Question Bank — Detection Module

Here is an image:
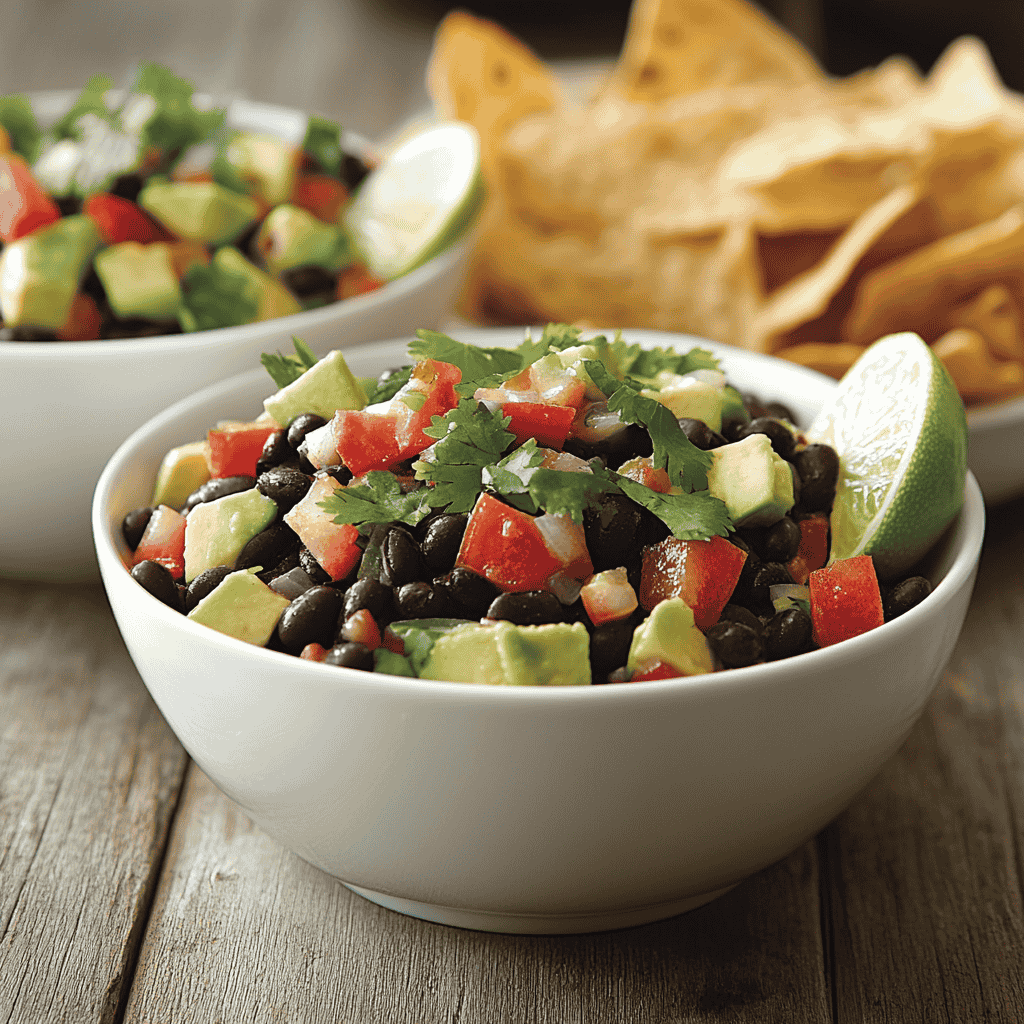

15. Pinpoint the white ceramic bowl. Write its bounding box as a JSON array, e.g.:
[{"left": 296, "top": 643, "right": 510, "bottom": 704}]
[
  {"left": 93, "top": 328, "right": 984, "bottom": 934},
  {"left": 967, "top": 394, "right": 1024, "bottom": 504},
  {"left": 0, "top": 92, "right": 473, "bottom": 582}
]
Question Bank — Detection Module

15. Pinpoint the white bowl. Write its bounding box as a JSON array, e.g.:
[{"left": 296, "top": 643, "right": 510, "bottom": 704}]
[
  {"left": 967, "top": 395, "right": 1024, "bottom": 504},
  {"left": 0, "top": 91, "right": 473, "bottom": 583},
  {"left": 93, "top": 328, "right": 984, "bottom": 934}
]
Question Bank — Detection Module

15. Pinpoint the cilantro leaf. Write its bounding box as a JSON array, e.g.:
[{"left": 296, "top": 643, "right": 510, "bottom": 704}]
[
  {"left": 50, "top": 75, "right": 114, "bottom": 140},
  {"left": 261, "top": 336, "right": 319, "bottom": 388},
  {"left": 538, "top": 323, "right": 584, "bottom": 351},
  {"left": 178, "top": 256, "right": 259, "bottom": 333},
  {"left": 413, "top": 400, "right": 513, "bottom": 513},
  {"left": 364, "top": 366, "right": 413, "bottom": 404},
  {"left": 609, "top": 337, "right": 719, "bottom": 380},
  {"left": 388, "top": 619, "right": 476, "bottom": 675},
  {"left": 209, "top": 129, "right": 250, "bottom": 194},
  {"left": 303, "top": 115, "right": 343, "bottom": 178},
  {"left": 0, "top": 95, "right": 42, "bottom": 162},
  {"left": 613, "top": 475, "right": 733, "bottom": 541},
  {"left": 318, "top": 471, "right": 433, "bottom": 526},
  {"left": 134, "top": 63, "right": 224, "bottom": 155},
  {"left": 410, "top": 330, "right": 522, "bottom": 384},
  {"left": 512, "top": 327, "right": 552, "bottom": 368}
]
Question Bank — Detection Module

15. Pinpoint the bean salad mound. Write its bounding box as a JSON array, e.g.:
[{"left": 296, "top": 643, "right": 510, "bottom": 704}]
[{"left": 119, "top": 326, "right": 934, "bottom": 686}]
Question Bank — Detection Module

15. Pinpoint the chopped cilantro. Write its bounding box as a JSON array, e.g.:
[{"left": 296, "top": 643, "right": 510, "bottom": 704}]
[
  {"left": 318, "top": 470, "right": 433, "bottom": 526},
  {"left": 0, "top": 95, "right": 42, "bottom": 162},
  {"left": 134, "top": 63, "right": 225, "bottom": 156},
  {"left": 511, "top": 326, "right": 553, "bottom": 368},
  {"left": 609, "top": 337, "right": 719, "bottom": 380},
  {"left": 364, "top": 366, "right": 413, "bottom": 404},
  {"left": 303, "top": 115, "right": 343, "bottom": 178},
  {"left": 388, "top": 619, "right": 474, "bottom": 675},
  {"left": 178, "top": 257, "right": 259, "bottom": 333},
  {"left": 413, "top": 400, "right": 513, "bottom": 514},
  {"left": 537, "top": 323, "right": 584, "bottom": 351},
  {"left": 50, "top": 75, "right": 114, "bottom": 140},
  {"left": 410, "top": 329, "right": 522, "bottom": 385},
  {"left": 260, "top": 336, "right": 318, "bottom": 388},
  {"left": 613, "top": 475, "right": 734, "bottom": 541}
]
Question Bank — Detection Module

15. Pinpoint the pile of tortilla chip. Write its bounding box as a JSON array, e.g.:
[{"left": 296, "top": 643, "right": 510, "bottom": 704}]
[{"left": 427, "top": 0, "right": 1024, "bottom": 406}]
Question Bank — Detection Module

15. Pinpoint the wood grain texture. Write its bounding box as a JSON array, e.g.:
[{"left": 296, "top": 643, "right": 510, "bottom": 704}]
[
  {"left": 124, "top": 765, "right": 830, "bottom": 1024},
  {"left": 0, "top": 581, "right": 188, "bottom": 1024},
  {"left": 823, "top": 493, "right": 1024, "bottom": 1023}
]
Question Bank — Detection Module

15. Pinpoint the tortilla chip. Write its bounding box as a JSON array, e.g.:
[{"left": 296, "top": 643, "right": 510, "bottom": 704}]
[
  {"left": 777, "top": 342, "right": 868, "bottom": 379},
  {"left": 932, "top": 327, "right": 1024, "bottom": 402},
  {"left": 947, "top": 284, "right": 1024, "bottom": 361},
  {"left": 605, "top": 0, "right": 820, "bottom": 103}
]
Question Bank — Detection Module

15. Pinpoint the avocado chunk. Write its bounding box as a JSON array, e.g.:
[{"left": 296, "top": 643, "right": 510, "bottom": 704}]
[
  {"left": 263, "top": 349, "right": 368, "bottom": 425},
  {"left": 224, "top": 132, "right": 299, "bottom": 207},
  {"left": 152, "top": 440, "right": 211, "bottom": 509},
  {"left": 94, "top": 242, "right": 182, "bottom": 321},
  {"left": 421, "top": 620, "right": 591, "bottom": 686},
  {"left": 627, "top": 598, "right": 714, "bottom": 677},
  {"left": 641, "top": 372, "right": 724, "bottom": 431},
  {"left": 183, "top": 487, "right": 278, "bottom": 583},
  {"left": 213, "top": 246, "right": 300, "bottom": 321},
  {"left": 0, "top": 214, "right": 101, "bottom": 328},
  {"left": 706, "top": 433, "right": 795, "bottom": 528},
  {"left": 187, "top": 568, "right": 291, "bottom": 646},
  {"left": 254, "top": 204, "right": 353, "bottom": 276},
  {"left": 553, "top": 340, "right": 622, "bottom": 390},
  {"left": 139, "top": 180, "right": 258, "bottom": 246}
]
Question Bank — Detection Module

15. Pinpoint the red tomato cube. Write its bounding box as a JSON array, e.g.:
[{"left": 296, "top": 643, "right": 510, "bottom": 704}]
[
  {"left": 132, "top": 505, "right": 187, "bottom": 579},
  {"left": 501, "top": 402, "right": 575, "bottom": 449},
  {"left": 207, "top": 421, "right": 279, "bottom": 479},
  {"left": 0, "top": 154, "right": 61, "bottom": 241},
  {"left": 283, "top": 475, "right": 362, "bottom": 581},
  {"left": 808, "top": 555, "right": 885, "bottom": 647},
  {"left": 786, "top": 515, "right": 830, "bottom": 585}
]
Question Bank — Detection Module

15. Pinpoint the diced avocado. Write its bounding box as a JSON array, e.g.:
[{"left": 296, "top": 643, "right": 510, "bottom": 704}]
[
  {"left": 555, "top": 339, "right": 621, "bottom": 379},
  {"left": 254, "top": 204, "right": 353, "bottom": 276},
  {"left": 152, "top": 440, "right": 211, "bottom": 509},
  {"left": 183, "top": 487, "right": 278, "bottom": 583},
  {"left": 94, "top": 242, "right": 182, "bottom": 321},
  {"left": 213, "top": 246, "right": 300, "bottom": 321},
  {"left": 720, "top": 384, "right": 750, "bottom": 427},
  {"left": 641, "top": 373, "right": 724, "bottom": 431},
  {"left": 706, "top": 433, "right": 795, "bottom": 527},
  {"left": 421, "top": 620, "right": 591, "bottom": 686},
  {"left": 187, "top": 568, "right": 290, "bottom": 646},
  {"left": 627, "top": 598, "right": 714, "bottom": 677},
  {"left": 139, "top": 180, "right": 258, "bottom": 246},
  {"left": 224, "top": 132, "right": 299, "bottom": 207},
  {"left": 0, "top": 214, "right": 101, "bottom": 328},
  {"left": 263, "top": 349, "right": 368, "bottom": 425}
]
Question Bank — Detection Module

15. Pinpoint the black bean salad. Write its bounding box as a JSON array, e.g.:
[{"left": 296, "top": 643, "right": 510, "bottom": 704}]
[{"left": 120, "top": 326, "right": 933, "bottom": 685}]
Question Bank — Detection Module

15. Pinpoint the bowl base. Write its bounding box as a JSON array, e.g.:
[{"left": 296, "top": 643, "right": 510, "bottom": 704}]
[{"left": 343, "top": 882, "right": 738, "bottom": 934}]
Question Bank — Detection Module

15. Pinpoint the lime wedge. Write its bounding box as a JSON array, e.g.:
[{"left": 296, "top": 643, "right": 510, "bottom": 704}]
[
  {"left": 343, "top": 122, "right": 483, "bottom": 281},
  {"left": 807, "top": 332, "right": 968, "bottom": 579}
]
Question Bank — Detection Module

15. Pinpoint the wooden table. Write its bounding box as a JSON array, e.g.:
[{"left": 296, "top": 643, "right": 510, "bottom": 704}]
[{"left": 2, "top": 490, "right": 1022, "bottom": 1023}]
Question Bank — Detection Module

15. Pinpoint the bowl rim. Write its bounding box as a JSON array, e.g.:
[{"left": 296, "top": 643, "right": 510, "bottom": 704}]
[
  {"left": 93, "top": 327, "right": 986, "bottom": 706},
  {"left": 3, "top": 89, "right": 472, "bottom": 363},
  {"left": 964, "top": 391, "right": 1024, "bottom": 430}
]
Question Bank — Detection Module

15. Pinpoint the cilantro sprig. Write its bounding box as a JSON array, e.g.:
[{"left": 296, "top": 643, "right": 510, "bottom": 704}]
[
  {"left": 178, "top": 257, "right": 259, "bottom": 333},
  {"left": 317, "top": 471, "right": 433, "bottom": 526},
  {"left": 613, "top": 475, "right": 733, "bottom": 541},
  {"left": 261, "top": 336, "right": 318, "bottom": 388}
]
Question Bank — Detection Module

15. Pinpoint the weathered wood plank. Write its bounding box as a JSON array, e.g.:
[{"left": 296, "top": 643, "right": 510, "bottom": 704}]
[
  {"left": 124, "top": 764, "right": 829, "bottom": 1024},
  {"left": 825, "top": 493, "right": 1024, "bottom": 1023},
  {"left": 0, "top": 581, "right": 189, "bottom": 1024}
]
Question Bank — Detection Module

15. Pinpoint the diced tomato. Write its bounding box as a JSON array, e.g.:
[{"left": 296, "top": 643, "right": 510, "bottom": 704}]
[
  {"left": 639, "top": 534, "right": 747, "bottom": 631},
  {"left": 283, "top": 475, "right": 363, "bottom": 581},
  {"left": 132, "top": 505, "right": 187, "bottom": 579},
  {"left": 786, "top": 515, "right": 830, "bottom": 585},
  {"left": 0, "top": 154, "right": 61, "bottom": 241},
  {"left": 808, "top": 555, "right": 885, "bottom": 648},
  {"left": 618, "top": 457, "right": 673, "bottom": 493},
  {"left": 300, "top": 643, "right": 329, "bottom": 662},
  {"left": 84, "top": 193, "right": 172, "bottom": 245},
  {"left": 581, "top": 567, "right": 638, "bottom": 625},
  {"left": 332, "top": 408, "right": 404, "bottom": 475},
  {"left": 381, "top": 627, "right": 406, "bottom": 654},
  {"left": 629, "top": 660, "right": 678, "bottom": 682},
  {"left": 206, "top": 421, "right": 279, "bottom": 479},
  {"left": 339, "top": 608, "right": 381, "bottom": 650},
  {"left": 337, "top": 263, "right": 385, "bottom": 300},
  {"left": 456, "top": 492, "right": 591, "bottom": 593},
  {"left": 55, "top": 293, "right": 102, "bottom": 341},
  {"left": 501, "top": 402, "right": 575, "bottom": 449},
  {"left": 293, "top": 173, "right": 348, "bottom": 222}
]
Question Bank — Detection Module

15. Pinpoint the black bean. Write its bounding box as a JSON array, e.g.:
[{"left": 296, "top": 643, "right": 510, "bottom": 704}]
[
  {"left": 564, "top": 417, "right": 653, "bottom": 468},
  {"left": 55, "top": 195, "right": 82, "bottom": 216},
  {"left": 100, "top": 318, "right": 180, "bottom": 339},
  {"left": 255, "top": 429, "right": 296, "bottom": 476},
  {"left": 266, "top": 565, "right": 318, "bottom": 599},
  {"left": 341, "top": 152, "right": 371, "bottom": 191},
  {"left": 121, "top": 507, "right": 154, "bottom": 550},
  {"left": 735, "top": 417, "right": 796, "bottom": 460},
  {"left": 487, "top": 590, "right": 564, "bottom": 626},
  {"left": 719, "top": 604, "right": 763, "bottom": 634},
  {"left": 323, "top": 642, "right": 375, "bottom": 671},
  {"left": 794, "top": 444, "right": 840, "bottom": 513},
  {"left": 256, "top": 547, "right": 302, "bottom": 586},
  {"left": 183, "top": 475, "right": 256, "bottom": 512},
  {"left": 382, "top": 527, "right": 423, "bottom": 587},
  {"left": 705, "top": 621, "right": 763, "bottom": 668},
  {"left": 81, "top": 268, "right": 107, "bottom": 307},
  {"left": 394, "top": 581, "right": 452, "bottom": 619},
  {"left": 762, "top": 517, "right": 802, "bottom": 564},
  {"left": 734, "top": 561, "right": 794, "bottom": 617},
  {"left": 185, "top": 565, "right": 233, "bottom": 611},
  {"left": 583, "top": 493, "right": 644, "bottom": 574},
  {"left": 589, "top": 618, "right": 635, "bottom": 682},
  {"left": 677, "top": 418, "right": 727, "bottom": 450},
  {"left": 108, "top": 172, "right": 145, "bottom": 202},
  {"left": 325, "top": 464, "right": 353, "bottom": 486},
  {"left": 298, "top": 546, "right": 333, "bottom": 585},
  {"left": 763, "top": 608, "right": 813, "bottom": 661},
  {"left": 236, "top": 522, "right": 300, "bottom": 572},
  {"left": 0, "top": 326, "right": 57, "bottom": 341},
  {"left": 281, "top": 266, "right": 337, "bottom": 302},
  {"left": 131, "top": 560, "right": 184, "bottom": 612},
  {"left": 277, "top": 585, "right": 344, "bottom": 654},
  {"left": 437, "top": 567, "right": 501, "bottom": 618},
  {"left": 884, "top": 577, "right": 932, "bottom": 621},
  {"left": 343, "top": 577, "right": 394, "bottom": 623},
  {"left": 286, "top": 413, "right": 328, "bottom": 450},
  {"left": 741, "top": 392, "right": 772, "bottom": 420},
  {"left": 420, "top": 514, "right": 467, "bottom": 574},
  {"left": 766, "top": 401, "right": 798, "bottom": 426},
  {"left": 257, "top": 466, "right": 313, "bottom": 511},
  {"left": 720, "top": 415, "right": 749, "bottom": 443}
]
